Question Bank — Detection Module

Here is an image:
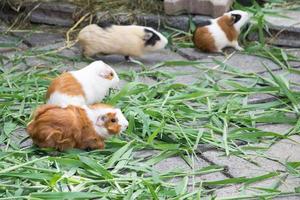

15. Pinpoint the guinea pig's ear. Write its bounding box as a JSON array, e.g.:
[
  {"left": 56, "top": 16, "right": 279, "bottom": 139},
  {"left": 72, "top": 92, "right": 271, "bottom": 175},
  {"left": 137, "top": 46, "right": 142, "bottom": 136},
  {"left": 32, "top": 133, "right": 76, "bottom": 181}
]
[
  {"left": 231, "top": 14, "right": 242, "bottom": 24},
  {"left": 96, "top": 114, "right": 107, "bottom": 126},
  {"left": 144, "top": 31, "right": 153, "bottom": 41},
  {"left": 99, "top": 70, "right": 115, "bottom": 80}
]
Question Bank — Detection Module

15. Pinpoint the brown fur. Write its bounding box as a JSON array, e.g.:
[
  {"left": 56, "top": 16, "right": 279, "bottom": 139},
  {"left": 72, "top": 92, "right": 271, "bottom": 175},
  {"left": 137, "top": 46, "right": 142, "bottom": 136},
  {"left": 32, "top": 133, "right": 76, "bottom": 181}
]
[
  {"left": 46, "top": 73, "right": 85, "bottom": 99},
  {"left": 27, "top": 105, "right": 104, "bottom": 151},
  {"left": 103, "top": 112, "right": 121, "bottom": 135},
  {"left": 193, "top": 26, "right": 217, "bottom": 52},
  {"left": 217, "top": 15, "right": 238, "bottom": 42},
  {"left": 89, "top": 103, "right": 113, "bottom": 110}
]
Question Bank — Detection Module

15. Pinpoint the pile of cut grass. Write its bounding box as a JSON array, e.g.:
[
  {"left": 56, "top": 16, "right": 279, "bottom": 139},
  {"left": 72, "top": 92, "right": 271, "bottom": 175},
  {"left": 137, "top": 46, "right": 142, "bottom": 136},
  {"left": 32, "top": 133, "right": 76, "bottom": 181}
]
[{"left": 1, "top": 39, "right": 300, "bottom": 199}]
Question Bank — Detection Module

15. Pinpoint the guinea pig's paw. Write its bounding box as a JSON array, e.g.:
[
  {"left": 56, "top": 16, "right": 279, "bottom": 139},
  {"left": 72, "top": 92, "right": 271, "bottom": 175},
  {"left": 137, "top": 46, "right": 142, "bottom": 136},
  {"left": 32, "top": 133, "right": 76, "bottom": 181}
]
[
  {"left": 232, "top": 43, "right": 244, "bottom": 51},
  {"left": 235, "top": 46, "right": 244, "bottom": 51}
]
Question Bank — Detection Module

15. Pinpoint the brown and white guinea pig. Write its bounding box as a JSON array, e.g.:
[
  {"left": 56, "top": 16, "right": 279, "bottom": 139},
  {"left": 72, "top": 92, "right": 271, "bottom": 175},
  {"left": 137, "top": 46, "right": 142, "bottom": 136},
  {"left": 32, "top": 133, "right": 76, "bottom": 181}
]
[
  {"left": 193, "top": 10, "right": 251, "bottom": 53},
  {"left": 77, "top": 24, "right": 168, "bottom": 60},
  {"left": 46, "top": 60, "right": 119, "bottom": 107},
  {"left": 27, "top": 103, "right": 128, "bottom": 151}
]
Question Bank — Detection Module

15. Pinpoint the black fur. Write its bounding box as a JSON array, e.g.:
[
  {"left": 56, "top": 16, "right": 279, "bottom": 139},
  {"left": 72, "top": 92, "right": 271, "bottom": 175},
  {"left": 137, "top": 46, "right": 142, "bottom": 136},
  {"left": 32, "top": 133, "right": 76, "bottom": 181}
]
[
  {"left": 144, "top": 28, "right": 161, "bottom": 46},
  {"left": 232, "top": 14, "right": 242, "bottom": 23},
  {"left": 98, "top": 21, "right": 112, "bottom": 29}
]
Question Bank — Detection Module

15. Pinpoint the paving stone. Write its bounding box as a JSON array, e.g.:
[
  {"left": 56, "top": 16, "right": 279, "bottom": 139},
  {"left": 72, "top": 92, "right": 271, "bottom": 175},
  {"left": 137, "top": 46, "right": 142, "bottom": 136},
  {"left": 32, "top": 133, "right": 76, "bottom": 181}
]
[
  {"left": 164, "top": 0, "right": 233, "bottom": 18},
  {"left": 10, "top": 128, "right": 32, "bottom": 148},
  {"left": 266, "top": 135, "right": 300, "bottom": 162},
  {"left": 286, "top": 49, "right": 300, "bottom": 67},
  {"left": 201, "top": 150, "right": 298, "bottom": 196},
  {"left": 260, "top": 69, "right": 300, "bottom": 91},
  {"left": 202, "top": 151, "right": 283, "bottom": 178},
  {"left": 95, "top": 12, "right": 211, "bottom": 31},
  {"left": 100, "top": 49, "right": 187, "bottom": 72},
  {"left": 278, "top": 175, "right": 300, "bottom": 193},
  {"left": 235, "top": 0, "right": 267, "bottom": 6},
  {"left": 266, "top": 11, "right": 300, "bottom": 30},
  {"left": 26, "top": 2, "right": 79, "bottom": 26},
  {"left": 177, "top": 48, "right": 223, "bottom": 61},
  {"left": 154, "top": 155, "right": 228, "bottom": 184},
  {"left": 257, "top": 124, "right": 293, "bottom": 135},
  {"left": 0, "top": 19, "right": 7, "bottom": 31},
  {"left": 192, "top": 15, "right": 213, "bottom": 26},
  {"left": 13, "top": 31, "right": 65, "bottom": 47},
  {"left": 59, "top": 44, "right": 82, "bottom": 58},
  {"left": 214, "top": 185, "right": 242, "bottom": 197},
  {"left": 248, "top": 11, "right": 300, "bottom": 48},
  {"left": 177, "top": 48, "right": 281, "bottom": 73},
  {"left": 215, "top": 176, "right": 300, "bottom": 198},
  {"left": 0, "top": 34, "right": 27, "bottom": 53},
  {"left": 274, "top": 196, "right": 300, "bottom": 200},
  {"left": 247, "top": 93, "right": 277, "bottom": 104},
  {"left": 133, "top": 150, "right": 159, "bottom": 159},
  {"left": 224, "top": 53, "right": 280, "bottom": 73}
]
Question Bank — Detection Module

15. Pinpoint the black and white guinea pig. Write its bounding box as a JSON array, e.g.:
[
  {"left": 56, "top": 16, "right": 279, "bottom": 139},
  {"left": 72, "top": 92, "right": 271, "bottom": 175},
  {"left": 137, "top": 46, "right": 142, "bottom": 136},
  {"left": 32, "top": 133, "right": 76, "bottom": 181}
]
[
  {"left": 77, "top": 24, "right": 168, "bottom": 60},
  {"left": 193, "top": 10, "right": 251, "bottom": 53}
]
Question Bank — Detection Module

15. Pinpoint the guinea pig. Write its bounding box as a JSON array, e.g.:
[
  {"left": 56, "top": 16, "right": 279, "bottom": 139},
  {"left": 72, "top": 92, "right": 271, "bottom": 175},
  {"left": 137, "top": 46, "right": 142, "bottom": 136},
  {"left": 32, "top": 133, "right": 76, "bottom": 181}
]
[
  {"left": 26, "top": 103, "right": 128, "bottom": 151},
  {"left": 77, "top": 24, "right": 168, "bottom": 60},
  {"left": 193, "top": 10, "right": 251, "bottom": 53},
  {"left": 46, "top": 60, "right": 119, "bottom": 107}
]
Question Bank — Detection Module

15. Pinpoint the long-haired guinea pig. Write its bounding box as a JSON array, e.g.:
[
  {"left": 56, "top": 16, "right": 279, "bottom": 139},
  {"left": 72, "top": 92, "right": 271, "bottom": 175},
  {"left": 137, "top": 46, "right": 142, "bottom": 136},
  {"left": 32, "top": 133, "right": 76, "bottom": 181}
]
[
  {"left": 27, "top": 103, "right": 128, "bottom": 151},
  {"left": 46, "top": 60, "right": 119, "bottom": 107},
  {"left": 193, "top": 10, "right": 250, "bottom": 53},
  {"left": 77, "top": 24, "right": 168, "bottom": 60}
]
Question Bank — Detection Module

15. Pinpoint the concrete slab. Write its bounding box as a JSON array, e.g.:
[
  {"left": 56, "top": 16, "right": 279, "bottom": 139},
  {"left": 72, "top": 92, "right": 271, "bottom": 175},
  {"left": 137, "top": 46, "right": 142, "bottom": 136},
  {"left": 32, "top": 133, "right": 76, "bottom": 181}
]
[
  {"left": 12, "top": 31, "right": 65, "bottom": 47},
  {"left": 260, "top": 69, "right": 300, "bottom": 91},
  {"left": 10, "top": 128, "right": 32, "bottom": 148},
  {"left": 266, "top": 11, "right": 300, "bottom": 29},
  {"left": 247, "top": 93, "right": 277, "bottom": 104},
  {"left": 177, "top": 48, "right": 224, "bottom": 61},
  {"left": 26, "top": 2, "right": 77, "bottom": 26},
  {"left": 257, "top": 124, "right": 293, "bottom": 135},
  {"left": 224, "top": 53, "right": 280, "bottom": 73},
  {"left": 100, "top": 49, "right": 188, "bottom": 73},
  {"left": 0, "top": 33, "right": 28, "bottom": 53},
  {"left": 154, "top": 155, "right": 228, "bottom": 185},
  {"left": 267, "top": 135, "right": 300, "bottom": 162},
  {"left": 202, "top": 150, "right": 283, "bottom": 178},
  {"left": 177, "top": 48, "right": 281, "bottom": 73},
  {"left": 247, "top": 11, "right": 300, "bottom": 48}
]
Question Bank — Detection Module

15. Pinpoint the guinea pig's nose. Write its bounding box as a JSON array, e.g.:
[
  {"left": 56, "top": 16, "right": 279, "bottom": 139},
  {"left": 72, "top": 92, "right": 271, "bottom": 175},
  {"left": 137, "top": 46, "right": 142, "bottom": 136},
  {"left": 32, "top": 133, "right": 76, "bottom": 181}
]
[{"left": 123, "top": 123, "right": 128, "bottom": 130}]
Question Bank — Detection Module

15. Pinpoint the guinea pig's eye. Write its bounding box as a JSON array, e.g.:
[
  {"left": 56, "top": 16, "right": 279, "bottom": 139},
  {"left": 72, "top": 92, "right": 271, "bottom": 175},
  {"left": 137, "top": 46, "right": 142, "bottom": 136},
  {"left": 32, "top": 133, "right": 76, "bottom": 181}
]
[
  {"left": 110, "top": 72, "right": 114, "bottom": 77},
  {"left": 111, "top": 118, "right": 116, "bottom": 123}
]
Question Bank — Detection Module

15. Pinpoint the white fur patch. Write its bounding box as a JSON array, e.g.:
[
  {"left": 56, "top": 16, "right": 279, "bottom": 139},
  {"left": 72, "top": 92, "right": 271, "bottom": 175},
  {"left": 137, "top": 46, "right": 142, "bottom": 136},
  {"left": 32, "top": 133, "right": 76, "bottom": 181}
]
[
  {"left": 83, "top": 106, "right": 128, "bottom": 139},
  {"left": 70, "top": 61, "right": 119, "bottom": 105},
  {"left": 208, "top": 21, "right": 229, "bottom": 51},
  {"left": 47, "top": 91, "right": 86, "bottom": 108}
]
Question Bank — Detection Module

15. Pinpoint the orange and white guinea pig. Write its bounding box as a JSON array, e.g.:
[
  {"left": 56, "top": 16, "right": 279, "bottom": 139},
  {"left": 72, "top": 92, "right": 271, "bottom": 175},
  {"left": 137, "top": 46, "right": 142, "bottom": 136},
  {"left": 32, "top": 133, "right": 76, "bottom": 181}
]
[
  {"left": 193, "top": 10, "right": 251, "bottom": 53},
  {"left": 46, "top": 60, "right": 119, "bottom": 107},
  {"left": 27, "top": 103, "right": 128, "bottom": 151},
  {"left": 77, "top": 24, "right": 168, "bottom": 60}
]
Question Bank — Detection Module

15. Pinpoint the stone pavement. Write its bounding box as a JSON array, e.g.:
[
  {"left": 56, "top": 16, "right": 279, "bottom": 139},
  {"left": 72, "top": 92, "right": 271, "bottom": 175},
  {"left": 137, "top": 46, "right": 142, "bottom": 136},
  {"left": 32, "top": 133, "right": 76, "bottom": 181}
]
[{"left": 1, "top": 20, "right": 300, "bottom": 199}]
